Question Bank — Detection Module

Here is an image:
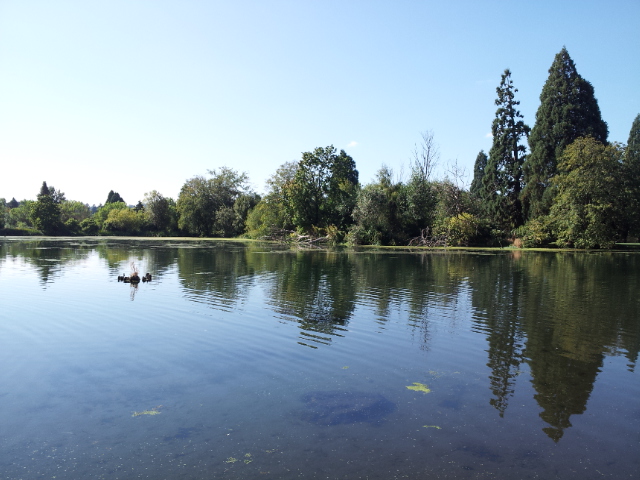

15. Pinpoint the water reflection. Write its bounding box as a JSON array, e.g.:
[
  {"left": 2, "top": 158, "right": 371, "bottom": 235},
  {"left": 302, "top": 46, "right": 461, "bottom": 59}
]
[
  {"left": 467, "top": 251, "right": 640, "bottom": 441},
  {"left": 1, "top": 238, "right": 639, "bottom": 446},
  {"left": 257, "top": 251, "right": 357, "bottom": 348},
  {"left": 176, "top": 242, "right": 258, "bottom": 311},
  {"left": 0, "top": 239, "right": 91, "bottom": 286}
]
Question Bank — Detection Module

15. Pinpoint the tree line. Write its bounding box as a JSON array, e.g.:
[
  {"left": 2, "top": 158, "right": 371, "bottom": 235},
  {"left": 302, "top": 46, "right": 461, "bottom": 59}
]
[{"left": 2, "top": 47, "right": 639, "bottom": 248}]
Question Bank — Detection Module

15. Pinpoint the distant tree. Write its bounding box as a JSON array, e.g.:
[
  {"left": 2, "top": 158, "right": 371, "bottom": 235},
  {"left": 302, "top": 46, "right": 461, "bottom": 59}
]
[
  {"left": 483, "top": 69, "right": 530, "bottom": 229},
  {"left": 6, "top": 200, "right": 34, "bottom": 228},
  {"left": 470, "top": 150, "right": 488, "bottom": 198},
  {"left": 60, "top": 200, "right": 91, "bottom": 224},
  {"left": 232, "top": 192, "right": 261, "bottom": 235},
  {"left": 350, "top": 166, "right": 403, "bottom": 245},
  {"left": 143, "top": 190, "right": 177, "bottom": 234},
  {"left": 39, "top": 181, "right": 50, "bottom": 197},
  {"left": 0, "top": 198, "right": 5, "bottom": 229},
  {"left": 105, "top": 190, "right": 125, "bottom": 204},
  {"left": 411, "top": 130, "right": 440, "bottom": 181},
  {"left": 622, "top": 114, "right": 640, "bottom": 238},
  {"left": 103, "top": 208, "right": 145, "bottom": 235},
  {"left": 30, "top": 181, "right": 62, "bottom": 234},
  {"left": 93, "top": 202, "right": 128, "bottom": 230},
  {"left": 549, "top": 137, "right": 624, "bottom": 248},
  {"left": 48, "top": 186, "right": 65, "bottom": 204},
  {"left": 522, "top": 47, "right": 608, "bottom": 219},
  {"left": 80, "top": 217, "right": 99, "bottom": 235},
  {"left": 7, "top": 197, "right": 20, "bottom": 209},
  {"left": 134, "top": 200, "right": 144, "bottom": 212},
  {"left": 177, "top": 167, "right": 251, "bottom": 237},
  {"left": 286, "top": 146, "right": 359, "bottom": 231},
  {"left": 399, "top": 132, "right": 440, "bottom": 237}
]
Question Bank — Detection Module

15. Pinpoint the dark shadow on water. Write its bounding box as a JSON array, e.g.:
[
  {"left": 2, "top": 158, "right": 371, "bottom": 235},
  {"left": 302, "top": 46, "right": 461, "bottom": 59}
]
[{"left": 300, "top": 391, "right": 396, "bottom": 426}]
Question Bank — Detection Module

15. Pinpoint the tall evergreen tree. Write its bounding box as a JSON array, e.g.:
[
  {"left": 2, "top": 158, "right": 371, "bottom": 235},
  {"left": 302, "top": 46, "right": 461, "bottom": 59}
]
[
  {"left": 106, "top": 190, "right": 125, "bottom": 204},
  {"left": 626, "top": 113, "right": 640, "bottom": 169},
  {"left": 483, "top": 69, "right": 530, "bottom": 229},
  {"left": 39, "top": 181, "right": 50, "bottom": 197},
  {"left": 522, "top": 47, "right": 608, "bottom": 219},
  {"left": 470, "top": 150, "right": 488, "bottom": 198},
  {"left": 623, "top": 114, "right": 640, "bottom": 237},
  {"left": 31, "top": 181, "right": 61, "bottom": 234}
]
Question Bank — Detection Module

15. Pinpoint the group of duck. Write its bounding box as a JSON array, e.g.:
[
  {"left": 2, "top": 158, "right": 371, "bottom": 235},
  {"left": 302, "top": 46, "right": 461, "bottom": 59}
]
[{"left": 117, "top": 272, "right": 152, "bottom": 283}]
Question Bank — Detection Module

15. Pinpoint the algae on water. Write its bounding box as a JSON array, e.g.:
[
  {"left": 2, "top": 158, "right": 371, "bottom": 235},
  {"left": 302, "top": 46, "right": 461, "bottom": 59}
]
[
  {"left": 406, "top": 382, "right": 431, "bottom": 394},
  {"left": 132, "top": 406, "right": 162, "bottom": 417}
]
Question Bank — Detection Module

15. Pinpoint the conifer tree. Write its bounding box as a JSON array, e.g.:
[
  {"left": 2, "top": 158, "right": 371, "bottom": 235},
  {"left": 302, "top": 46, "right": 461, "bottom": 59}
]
[
  {"left": 31, "top": 181, "right": 61, "bottom": 234},
  {"left": 627, "top": 114, "right": 640, "bottom": 167},
  {"left": 623, "top": 114, "right": 640, "bottom": 237},
  {"left": 483, "top": 69, "right": 530, "bottom": 229},
  {"left": 106, "top": 190, "right": 125, "bottom": 205},
  {"left": 522, "top": 47, "right": 608, "bottom": 219},
  {"left": 470, "top": 150, "right": 488, "bottom": 198}
]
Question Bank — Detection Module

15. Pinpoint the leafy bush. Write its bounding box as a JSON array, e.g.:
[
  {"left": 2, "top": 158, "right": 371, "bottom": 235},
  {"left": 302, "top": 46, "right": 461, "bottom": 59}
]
[
  {"left": 513, "top": 217, "right": 553, "bottom": 248},
  {"left": 80, "top": 218, "right": 99, "bottom": 235}
]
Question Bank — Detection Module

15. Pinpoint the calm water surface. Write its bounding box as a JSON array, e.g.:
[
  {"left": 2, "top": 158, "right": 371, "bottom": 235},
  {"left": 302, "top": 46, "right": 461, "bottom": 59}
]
[{"left": 0, "top": 238, "right": 638, "bottom": 479}]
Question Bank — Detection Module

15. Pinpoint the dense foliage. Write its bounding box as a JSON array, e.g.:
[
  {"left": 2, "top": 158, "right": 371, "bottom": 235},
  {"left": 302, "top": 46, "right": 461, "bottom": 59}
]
[
  {"left": 522, "top": 47, "right": 608, "bottom": 219},
  {"left": 177, "top": 167, "right": 253, "bottom": 237},
  {"left": 548, "top": 137, "right": 625, "bottom": 248}
]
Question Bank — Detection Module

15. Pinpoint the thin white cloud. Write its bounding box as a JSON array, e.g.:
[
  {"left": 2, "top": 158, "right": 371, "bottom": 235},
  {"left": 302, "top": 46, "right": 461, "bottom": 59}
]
[
  {"left": 346, "top": 141, "right": 359, "bottom": 148},
  {"left": 485, "top": 132, "right": 493, "bottom": 138}
]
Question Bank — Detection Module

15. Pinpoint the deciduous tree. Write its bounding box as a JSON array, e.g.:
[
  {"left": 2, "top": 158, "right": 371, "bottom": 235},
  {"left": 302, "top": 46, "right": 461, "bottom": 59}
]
[
  {"left": 351, "top": 166, "right": 402, "bottom": 245},
  {"left": 287, "top": 146, "right": 358, "bottom": 231},
  {"left": 143, "top": 190, "right": 175, "bottom": 234},
  {"left": 245, "top": 162, "right": 298, "bottom": 238},
  {"left": 177, "top": 167, "right": 250, "bottom": 237},
  {"left": 549, "top": 137, "right": 624, "bottom": 248}
]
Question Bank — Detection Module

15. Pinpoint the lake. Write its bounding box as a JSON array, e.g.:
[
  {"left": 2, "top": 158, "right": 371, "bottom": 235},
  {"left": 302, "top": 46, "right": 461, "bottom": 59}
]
[{"left": 0, "top": 238, "right": 638, "bottom": 479}]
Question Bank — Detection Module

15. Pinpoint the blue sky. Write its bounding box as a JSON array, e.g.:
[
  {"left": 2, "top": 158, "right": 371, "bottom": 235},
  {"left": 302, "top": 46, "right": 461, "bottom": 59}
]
[{"left": 1, "top": 0, "right": 639, "bottom": 206}]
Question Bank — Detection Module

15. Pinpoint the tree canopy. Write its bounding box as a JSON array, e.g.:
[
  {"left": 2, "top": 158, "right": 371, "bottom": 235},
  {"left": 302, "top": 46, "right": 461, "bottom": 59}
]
[
  {"left": 522, "top": 47, "right": 608, "bottom": 219},
  {"left": 106, "top": 190, "right": 125, "bottom": 205},
  {"left": 286, "top": 146, "right": 359, "bottom": 231},
  {"left": 177, "top": 167, "right": 251, "bottom": 237},
  {"left": 549, "top": 137, "right": 624, "bottom": 248}
]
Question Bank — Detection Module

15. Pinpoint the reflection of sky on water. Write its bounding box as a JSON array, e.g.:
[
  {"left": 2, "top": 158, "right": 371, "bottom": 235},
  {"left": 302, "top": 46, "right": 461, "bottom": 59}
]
[{"left": 0, "top": 239, "right": 639, "bottom": 478}]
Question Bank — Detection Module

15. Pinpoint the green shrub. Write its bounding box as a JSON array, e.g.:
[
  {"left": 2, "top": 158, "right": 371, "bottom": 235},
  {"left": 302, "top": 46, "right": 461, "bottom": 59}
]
[{"left": 514, "top": 217, "right": 553, "bottom": 247}]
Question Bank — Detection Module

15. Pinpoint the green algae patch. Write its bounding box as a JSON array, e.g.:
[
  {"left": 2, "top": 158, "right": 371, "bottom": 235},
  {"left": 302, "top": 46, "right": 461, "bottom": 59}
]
[
  {"left": 132, "top": 406, "right": 162, "bottom": 417},
  {"left": 406, "top": 382, "right": 431, "bottom": 394},
  {"left": 224, "top": 457, "right": 238, "bottom": 464},
  {"left": 423, "top": 425, "right": 442, "bottom": 429}
]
